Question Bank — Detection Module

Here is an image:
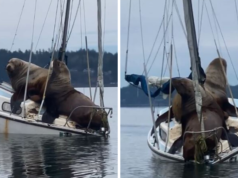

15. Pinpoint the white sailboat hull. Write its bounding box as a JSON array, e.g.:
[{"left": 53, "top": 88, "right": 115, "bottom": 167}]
[
  {"left": 0, "top": 83, "right": 108, "bottom": 137},
  {"left": 147, "top": 99, "right": 238, "bottom": 164},
  {"left": 0, "top": 116, "right": 63, "bottom": 135}
]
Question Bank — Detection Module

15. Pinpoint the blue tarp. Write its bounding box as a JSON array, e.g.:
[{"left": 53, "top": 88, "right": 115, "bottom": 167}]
[{"left": 125, "top": 73, "right": 192, "bottom": 98}]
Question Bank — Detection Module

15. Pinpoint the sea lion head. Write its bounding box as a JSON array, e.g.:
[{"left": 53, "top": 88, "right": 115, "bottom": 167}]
[
  {"left": 52, "top": 59, "right": 71, "bottom": 82},
  {"left": 205, "top": 58, "right": 227, "bottom": 89},
  {"left": 6, "top": 58, "right": 27, "bottom": 77}
]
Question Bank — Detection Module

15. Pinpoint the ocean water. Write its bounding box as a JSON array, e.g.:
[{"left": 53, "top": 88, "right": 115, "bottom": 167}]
[
  {"left": 0, "top": 87, "right": 117, "bottom": 178},
  {"left": 121, "top": 107, "right": 238, "bottom": 178}
]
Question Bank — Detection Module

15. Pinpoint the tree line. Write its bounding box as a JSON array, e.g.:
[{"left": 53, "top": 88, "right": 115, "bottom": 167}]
[{"left": 0, "top": 49, "right": 118, "bottom": 87}]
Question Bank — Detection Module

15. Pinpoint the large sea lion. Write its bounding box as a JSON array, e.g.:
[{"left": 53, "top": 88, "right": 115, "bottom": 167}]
[
  {"left": 168, "top": 78, "right": 228, "bottom": 161},
  {"left": 204, "top": 58, "right": 238, "bottom": 117},
  {"left": 6, "top": 58, "right": 49, "bottom": 113},
  {"left": 43, "top": 59, "right": 110, "bottom": 132},
  {"left": 152, "top": 58, "right": 238, "bottom": 133}
]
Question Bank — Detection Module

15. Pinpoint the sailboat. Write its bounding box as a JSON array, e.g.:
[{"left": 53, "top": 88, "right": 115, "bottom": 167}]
[
  {"left": 125, "top": 0, "right": 238, "bottom": 164},
  {"left": 0, "top": 0, "right": 112, "bottom": 137}
]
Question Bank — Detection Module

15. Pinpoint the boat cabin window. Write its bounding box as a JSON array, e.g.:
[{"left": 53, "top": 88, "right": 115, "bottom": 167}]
[
  {"left": 0, "top": 88, "right": 12, "bottom": 98},
  {"left": 159, "top": 128, "right": 167, "bottom": 142},
  {"left": 2, "top": 102, "right": 22, "bottom": 115}
]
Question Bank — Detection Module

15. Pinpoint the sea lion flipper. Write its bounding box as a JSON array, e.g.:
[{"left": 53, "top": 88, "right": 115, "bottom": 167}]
[
  {"left": 225, "top": 102, "right": 238, "bottom": 117},
  {"left": 42, "top": 111, "right": 56, "bottom": 124},
  {"left": 227, "top": 133, "right": 238, "bottom": 147},
  {"left": 168, "top": 136, "right": 183, "bottom": 154},
  {"left": 27, "top": 88, "right": 42, "bottom": 102},
  {"left": 151, "top": 107, "right": 174, "bottom": 136},
  {"left": 10, "top": 92, "right": 24, "bottom": 114}
]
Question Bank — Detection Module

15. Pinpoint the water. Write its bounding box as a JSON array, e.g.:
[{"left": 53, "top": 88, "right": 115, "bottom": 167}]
[
  {"left": 121, "top": 107, "right": 238, "bottom": 178},
  {"left": 0, "top": 87, "right": 117, "bottom": 178}
]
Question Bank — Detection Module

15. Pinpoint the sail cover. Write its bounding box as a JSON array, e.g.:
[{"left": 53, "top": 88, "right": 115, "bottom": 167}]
[
  {"left": 125, "top": 73, "right": 193, "bottom": 98},
  {"left": 125, "top": 74, "right": 175, "bottom": 98}
]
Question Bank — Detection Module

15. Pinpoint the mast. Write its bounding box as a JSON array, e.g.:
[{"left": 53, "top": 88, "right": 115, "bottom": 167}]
[
  {"left": 58, "top": 0, "right": 71, "bottom": 62},
  {"left": 182, "top": 0, "right": 206, "bottom": 133},
  {"left": 97, "top": 0, "right": 104, "bottom": 107}
]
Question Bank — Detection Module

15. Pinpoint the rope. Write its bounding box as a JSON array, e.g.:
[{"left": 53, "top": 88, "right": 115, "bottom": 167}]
[
  {"left": 194, "top": 136, "right": 207, "bottom": 163},
  {"left": 139, "top": 0, "right": 146, "bottom": 64},
  {"left": 10, "top": 0, "right": 26, "bottom": 51},
  {"left": 209, "top": 0, "right": 238, "bottom": 81},
  {"left": 125, "top": 0, "right": 132, "bottom": 75},
  {"left": 35, "top": 0, "right": 53, "bottom": 51}
]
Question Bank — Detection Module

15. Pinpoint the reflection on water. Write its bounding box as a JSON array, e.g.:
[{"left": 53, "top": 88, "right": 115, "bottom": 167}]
[
  {"left": 0, "top": 135, "right": 114, "bottom": 178},
  {"left": 121, "top": 108, "right": 238, "bottom": 178},
  {"left": 0, "top": 87, "right": 117, "bottom": 178},
  {"left": 149, "top": 157, "right": 238, "bottom": 178}
]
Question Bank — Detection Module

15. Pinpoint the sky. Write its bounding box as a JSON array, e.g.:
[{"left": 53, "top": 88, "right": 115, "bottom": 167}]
[
  {"left": 0, "top": 0, "right": 117, "bottom": 53},
  {"left": 120, "top": 0, "right": 238, "bottom": 87}
]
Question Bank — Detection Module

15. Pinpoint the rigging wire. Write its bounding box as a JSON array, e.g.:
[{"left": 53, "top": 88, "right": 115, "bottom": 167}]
[
  {"left": 51, "top": 0, "right": 59, "bottom": 51},
  {"left": 138, "top": 0, "right": 146, "bottom": 63},
  {"left": 68, "top": 0, "right": 74, "bottom": 39},
  {"left": 198, "top": 0, "right": 205, "bottom": 46},
  {"left": 125, "top": 0, "right": 132, "bottom": 75},
  {"left": 80, "top": 3, "right": 83, "bottom": 49},
  {"left": 35, "top": 0, "right": 53, "bottom": 51},
  {"left": 170, "top": 0, "right": 180, "bottom": 77},
  {"left": 66, "top": 0, "right": 81, "bottom": 43},
  {"left": 102, "top": 0, "right": 107, "bottom": 57},
  {"left": 23, "top": 0, "right": 38, "bottom": 117},
  {"left": 209, "top": 0, "right": 238, "bottom": 81},
  {"left": 83, "top": 0, "right": 87, "bottom": 35},
  {"left": 198, "top": 0, "right": 200, "bottom": 36},
  {"left": 10, "top": 0, "right": 27, "bottom": 51},
  {"left": 143, "top": 0, "right": 167, "bottom": 72},
  {"left": 234, "top": 0, "right": 238, "bottom": 27},
  {"left": 174, "top": 0, "right": 187, "bottom": 39},
  {"left": 148, "top": 13, "right": 172, "bottom": 73},
  {"left": 56, "top": 0, "right": 65, "bottom": 50},
  {"left": 209, "top": 0, "right": 223, "bottom": 57}
]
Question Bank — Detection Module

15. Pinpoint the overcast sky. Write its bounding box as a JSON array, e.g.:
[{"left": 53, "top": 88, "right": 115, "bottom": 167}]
[
  {"left": 121, "top": 0, "right": 238, "bottom": 87},
  {"left": 0, "top": 0, "right": 117, "bottom": 53}
]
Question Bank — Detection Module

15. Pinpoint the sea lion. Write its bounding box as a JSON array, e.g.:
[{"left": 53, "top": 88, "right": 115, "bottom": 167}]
[
  {"left": 204, "top": 58, "right": 238, "bottom": 117},
  {"left": 43, "top": 59, "right": 110, "bottom": 132},
  {"left": 168, "top": 78, "right": 226, "bottom": 161},
  {"left": 152, "top": 58, "right": 238, "bottom": 133},
  {"left": 6, "top": 58, "right": 49, "bottom": 113}
]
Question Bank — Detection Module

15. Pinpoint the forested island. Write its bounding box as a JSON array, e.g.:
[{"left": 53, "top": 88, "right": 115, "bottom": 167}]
[
  {"left": 121, "top": 84, "right": 238, "bottom": 107},
  {"left": 0, "top": 49, "right": 118, "bottom": 87}
]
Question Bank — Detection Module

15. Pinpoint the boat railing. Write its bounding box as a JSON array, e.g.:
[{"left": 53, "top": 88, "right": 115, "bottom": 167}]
[
  {"left": 183, "top": 126, "right": 233, "bottom": 155},
  {"left": 64, "top": 105, "right": 113, "bottom": 134}
]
